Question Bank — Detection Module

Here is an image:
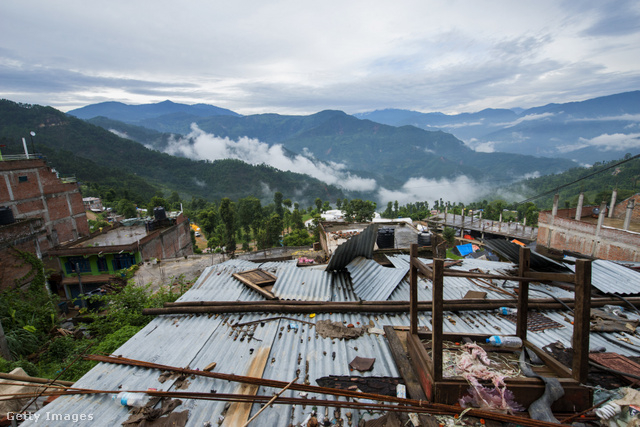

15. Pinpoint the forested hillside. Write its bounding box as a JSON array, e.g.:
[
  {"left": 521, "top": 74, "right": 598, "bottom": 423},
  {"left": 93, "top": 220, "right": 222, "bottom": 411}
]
[
  {"left": 507, "top": 154, "right": 640, "bottom": 209},
  {"left": 0, "top": 100, "right": 345, "bottom": 205}
]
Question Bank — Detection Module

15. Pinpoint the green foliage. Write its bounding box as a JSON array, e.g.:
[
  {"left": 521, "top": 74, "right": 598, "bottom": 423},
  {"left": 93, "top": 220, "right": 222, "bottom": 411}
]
[
  {"left": 219, "top": 198, "right": 236, "bottom": 253},
  {"left": 443, "top": 227, "right": 456, "bottom": 244},
  {"left": 0, "top": 357, "right": 38, "bottom": 377},
  {"left": 343, "top": 199, "right": 377, "bottom": 222},
  {"left": 116, "top": 198, "right": 137, "bottom": 219},
  {"left": 506, "top": 156, "right": 640, "bottom": 210},
  {"left": 0, "top": 249, "right": 58, "bottom": 358},
  {"left": 283, "top": 229, "right": 314, "bottom": 247},
  {"left": 88, "top": 219, "right": 110, "bottom": 233}
]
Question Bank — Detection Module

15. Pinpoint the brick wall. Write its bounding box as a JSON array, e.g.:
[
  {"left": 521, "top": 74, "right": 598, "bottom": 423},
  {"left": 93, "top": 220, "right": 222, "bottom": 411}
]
[
  {"left": 611, "top": 194, "right": 640, "bottom": 221},
  {"left": 140, "top": 215, "right": 193, "bottom": 260},
  {"left": 537, "top": 211, "right": 640, "bottom": 261},
  {"left": 0, "top": 219, "right": 47, "bottom": 290},
  {"left": 0, "top": 159, "right": 89, "bottom": 248}
]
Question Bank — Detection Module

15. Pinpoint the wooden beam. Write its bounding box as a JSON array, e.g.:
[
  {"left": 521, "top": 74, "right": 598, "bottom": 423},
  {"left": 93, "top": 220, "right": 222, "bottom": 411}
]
[
  {"left": 516, "top": 247, "right": 530, "bottom": 340},
  {"left": 383, "top": 326, "right": 428, "bottom": 401},
  {"left": 572, "top": 259, "right": 592, "bottom": 383},
  {"left": 432, "top": 258, "right": 444, "bottom": 382},
  {"left": 523, "top": 340, "right": 572, "bottom": 379},
  {"left": 406, "top": 332, "right": 434, "bottom": 401},
  {"left": 410, "top": 244, "right": 419, "bottom": 335},
  {"left": 523, "top": 271, "right": 576, "bottom": 282}
]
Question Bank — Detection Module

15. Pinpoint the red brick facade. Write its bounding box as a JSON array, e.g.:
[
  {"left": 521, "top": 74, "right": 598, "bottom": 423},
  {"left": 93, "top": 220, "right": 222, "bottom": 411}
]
[
  {"left": 0, "top": 159, "right": 90, "bottom": 290},
  {"left": 0, "top": 159, "right": 89, "bottom": 249}
]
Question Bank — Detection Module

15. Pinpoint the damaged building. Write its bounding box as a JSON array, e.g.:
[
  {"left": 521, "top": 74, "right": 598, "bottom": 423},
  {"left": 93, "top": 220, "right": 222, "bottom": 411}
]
[{"left": 18, "top": 223, "right": 640, "bottom": 426}]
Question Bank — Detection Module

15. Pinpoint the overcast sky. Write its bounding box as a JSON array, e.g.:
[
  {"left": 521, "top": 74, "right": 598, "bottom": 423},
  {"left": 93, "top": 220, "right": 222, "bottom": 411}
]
[{"left": 2, "top": 0, "right": 639, "bottom": 115}]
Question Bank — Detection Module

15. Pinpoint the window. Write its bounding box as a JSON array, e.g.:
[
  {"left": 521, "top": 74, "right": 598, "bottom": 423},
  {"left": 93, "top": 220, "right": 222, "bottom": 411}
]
[
  {"left": 97, "top": 257, "right": 109, "bottom": 272},
  {"left": 65, "top": 257, "right": 91, "bottom": 274},
  {"left": 18, "top": 176, "right": 28, "bottom": 183},
  {"left": 112, "top": 253, "right": 136, "bottom": 270}
]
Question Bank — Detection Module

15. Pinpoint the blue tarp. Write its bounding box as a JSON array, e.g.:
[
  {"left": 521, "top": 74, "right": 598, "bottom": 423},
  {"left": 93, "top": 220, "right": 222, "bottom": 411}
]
[{"left": 455, "top": 243, "right": 474, "bottom": 257}]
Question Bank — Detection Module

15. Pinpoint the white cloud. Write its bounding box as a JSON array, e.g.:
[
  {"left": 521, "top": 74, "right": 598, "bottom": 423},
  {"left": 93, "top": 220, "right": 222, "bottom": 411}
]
[
  {"left": 164, "top": 124, "right": 378, "bottom": 192},
  {"left": 473, "top": 141, "right": 496, "bottom": 153},
  {"left": 497, "top": 112, "right": 556, "bottom": 128},
  {"left": 1, "top": 1, "right": 640, "bottom": 114},
  {"left": 578, "top": 133, "right": 640, "bottom": 151},
  {"left": 108, "top": 128, "right": 130, "bottom": 139},
  {"left": 377, "top": 176, "right": 489, "bottom": 206}
]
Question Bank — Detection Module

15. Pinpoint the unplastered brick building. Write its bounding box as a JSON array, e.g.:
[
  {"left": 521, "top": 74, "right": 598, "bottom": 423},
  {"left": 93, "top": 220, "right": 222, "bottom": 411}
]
[{"left": 0, "top": 157, "right": 90, "bottom": 290}]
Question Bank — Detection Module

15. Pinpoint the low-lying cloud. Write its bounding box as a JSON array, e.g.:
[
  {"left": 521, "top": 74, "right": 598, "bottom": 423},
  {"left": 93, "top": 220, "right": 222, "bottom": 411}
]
[
  {"left": 164, "top": 124, "right": 378, "bottom": 192},
  {"left": 578, "top": 132, "right": 640, "bottom": 151},
  {"left": 377, "top": 176, "right": 490, "bottom": 206}
]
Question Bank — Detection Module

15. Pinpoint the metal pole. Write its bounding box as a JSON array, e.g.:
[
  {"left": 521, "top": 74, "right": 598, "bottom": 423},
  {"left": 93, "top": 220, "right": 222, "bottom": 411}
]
[{"left": 75, "top": 263, "right": 85, "bottom": 308}]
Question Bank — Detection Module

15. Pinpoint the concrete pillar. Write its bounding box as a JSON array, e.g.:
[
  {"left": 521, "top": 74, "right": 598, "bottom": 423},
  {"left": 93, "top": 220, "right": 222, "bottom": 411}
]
[
  {"left": 552, "top": 193, "right": 560, "bottom": 217},
  {"left": 596, "top": 201, "right": 607, "bottom": 236},
  {"left": 609, "top": 189, "right": 618, "bottom": 218},
  {"left": 624, "top": 199, "right": 635, "bottom": 230},
  {"left": 575, "top": 192, "right": 584, "bottom": 221}
]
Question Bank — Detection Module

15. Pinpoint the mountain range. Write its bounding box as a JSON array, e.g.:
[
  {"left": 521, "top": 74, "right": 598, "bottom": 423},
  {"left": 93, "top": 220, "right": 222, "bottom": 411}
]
[
  {"left": 354, "top": 91, "right": 640, "bottom": 165},
  {"left": 69, "top": 101, "right": 575, "bottom": 192},
  {"left": 0, "top": 100, "right": 345, "bottom": 205}
]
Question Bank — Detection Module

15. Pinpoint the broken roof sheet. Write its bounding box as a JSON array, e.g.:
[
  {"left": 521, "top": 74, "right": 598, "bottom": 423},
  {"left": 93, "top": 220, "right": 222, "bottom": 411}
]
[
  {"left": 326, "top": 223, "right": 378, "bottom": 271},
  {"left": 22, "top": 256, "right": 640, "bottom": 426},
  {"left": 483, "top": 239, "right": 569, "bottom": 272},
  {"left": 346, "top": 256, "right": 409, "bottom": 301},
  {"left": 565, "top": 259, "right": 640, "bottom": 295}
]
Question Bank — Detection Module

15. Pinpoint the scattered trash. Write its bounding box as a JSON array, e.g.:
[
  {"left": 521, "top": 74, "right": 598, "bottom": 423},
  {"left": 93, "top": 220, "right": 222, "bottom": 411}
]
[
  {"left": 113, "top": 392, "right": 150, "bottom": 408},
  {"left": 486, "top": 335, "right": 523, "bottom": 348}
]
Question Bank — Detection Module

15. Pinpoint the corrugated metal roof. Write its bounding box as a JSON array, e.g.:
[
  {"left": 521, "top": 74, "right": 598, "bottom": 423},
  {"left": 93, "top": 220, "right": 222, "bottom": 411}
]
[
  {"left": 346, "top": 256, "right": 409, "bottom": 301},
  {"left": 483, "top": 239, "right": 569, "bottom": 272},
  {"left": 565, "top": 259, "right": 640, "bottom": 295},
  {"left": 326, "top": 223, "right": 378, "bottom": 271},
  {"left": 23, "top": 256, "right": 640, "bottom": 426}
]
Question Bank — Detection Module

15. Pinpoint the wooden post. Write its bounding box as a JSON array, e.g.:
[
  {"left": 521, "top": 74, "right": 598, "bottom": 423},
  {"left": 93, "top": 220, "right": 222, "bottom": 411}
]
[
  {"left": 572, "top": 259, "right": 591, "bottom": 383},
  {"left": 516, "top": 247, "right": 530, "bottom": 340},
  {"left": 432, "top": 258, "right": 444, "bottom": 382},
  {"left": 410, "top": 244, "right": 419, "bottom": 335}
]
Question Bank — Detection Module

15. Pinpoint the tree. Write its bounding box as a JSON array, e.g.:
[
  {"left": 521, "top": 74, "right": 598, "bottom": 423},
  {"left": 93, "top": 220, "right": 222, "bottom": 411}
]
[
  {"left": 383, "top": 202, "right": 393, "bottom": 218},
  {"left": 198, "top": 207, "right": 218, "bottom": 238},
  {"left": 219, "top": 198, "right": 236, "bottom": 254},
  {"left": 443, "top": 227, "right": 456, "bottom": 244},
  {"left": 116, "top": 199, "right": 137, "bottom": 219},
  {"left": 343, "top": 199, "right": 377, "bottom": 222},
  {"left": 274, "top": 192, "right": 284, "bottom": 218},
  {"left": 168, "top": 191, "right": 181, "bottom": 210},
  {"left": 146, "top": 196, "right": 168, "bottom": 215},
  {"left": 290, "top": 208, "right": 305, "bottom": 230},
  {"left": 336, "top": 199, "right": 342, "bottom": 209},
  {"left": 237, "top": 197, "right": 262, "bottom": 235},
  {"left": 315, "top": 198, "right": 323, "bottom": 213}
]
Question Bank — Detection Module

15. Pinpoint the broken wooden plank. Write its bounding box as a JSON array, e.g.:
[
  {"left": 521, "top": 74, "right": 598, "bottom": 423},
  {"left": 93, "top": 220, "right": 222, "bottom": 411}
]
[
  {"left": 232, "top": 269, "right": 277, "bottom": 300},
  {"left": 223, "top": 346, "right": 271, "bottom": 426},
  {"left": 383, "top": 326, "right": 428, "bottom": 401}
]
